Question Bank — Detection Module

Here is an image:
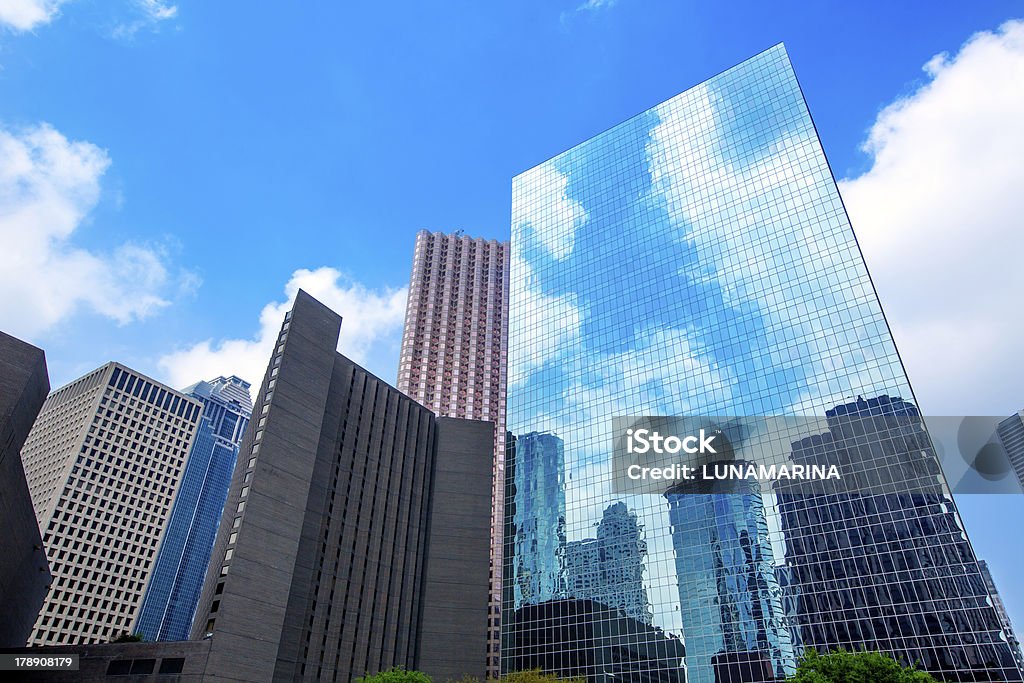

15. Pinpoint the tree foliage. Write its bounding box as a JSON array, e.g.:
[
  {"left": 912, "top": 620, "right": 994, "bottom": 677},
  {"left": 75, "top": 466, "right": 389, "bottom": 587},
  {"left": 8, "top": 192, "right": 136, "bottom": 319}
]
[
  {"left": 356, "top": 666, "right": 433, "bottom": 683},
  {"left": 110, "top": 632, "right": 143, "bottom": 643},
  {"left": 789, "top": 648, "right": 940, "bottom": 682},
  {"left": 449, "top": 669, "right": 586, "bottom": 683}
]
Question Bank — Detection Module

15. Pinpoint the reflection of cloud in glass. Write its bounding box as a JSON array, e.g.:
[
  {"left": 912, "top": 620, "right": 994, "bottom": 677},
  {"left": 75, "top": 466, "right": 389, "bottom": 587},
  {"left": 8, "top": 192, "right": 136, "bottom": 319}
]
[
  {"left": 512, "top": 161, "right": 587, "bottom": 261},
  {"left": 508, "top": 163, "right": 583, "bottom": 389},
  {"left": 647, "top": 81, "right": 907, "bottom": 415},
  {"left": 568, "top": 326, "right": 735, "bottom": 419}
]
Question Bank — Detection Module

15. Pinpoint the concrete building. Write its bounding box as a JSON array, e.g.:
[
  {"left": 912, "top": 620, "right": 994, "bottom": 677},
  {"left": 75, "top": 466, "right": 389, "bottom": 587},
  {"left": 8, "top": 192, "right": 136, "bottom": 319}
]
[
  {"left": 136, "top": 375, "right": 253, "bottom": 642},
  {"left": 20, "top": 363, "right": 204, "bottom": 646},
  {"left": 0, "top": 331, "right": 52, "bottom": 646},
  {"left": 6, "top": 289, "right": 495, "bottom": 682},
  {"left": 397, "top": 228, "right": 509, "bottom": 674}
]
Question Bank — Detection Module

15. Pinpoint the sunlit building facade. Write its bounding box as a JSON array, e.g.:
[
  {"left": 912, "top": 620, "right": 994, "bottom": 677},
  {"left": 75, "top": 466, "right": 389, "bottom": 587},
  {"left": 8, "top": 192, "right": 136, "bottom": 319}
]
[
  {"left": 503, "top": 44, "right": 1021, "bottom": 683},
  {"left": 22, "top": 364, "right": 203, "bottom": 646},
  {"left": 398, "top": 229, "right": 509, "bottom": 674}
]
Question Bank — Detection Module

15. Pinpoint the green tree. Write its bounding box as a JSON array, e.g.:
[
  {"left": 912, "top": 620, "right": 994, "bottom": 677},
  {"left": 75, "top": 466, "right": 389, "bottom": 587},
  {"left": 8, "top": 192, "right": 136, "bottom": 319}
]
[
  {"left": 355, "top": 666, "right": 432, "bottom": 683},
  {"left": 110, "top": 632, "right": 143, "bottom": 643},
  {"left": 789, "top": 648, "right": 940, "bottom": 682},
  {"left": 494, "top": 671, "right": 585, "bottom": 683},
  {"left": 448, "top": 669, "right": 586, "bottom": 683}
]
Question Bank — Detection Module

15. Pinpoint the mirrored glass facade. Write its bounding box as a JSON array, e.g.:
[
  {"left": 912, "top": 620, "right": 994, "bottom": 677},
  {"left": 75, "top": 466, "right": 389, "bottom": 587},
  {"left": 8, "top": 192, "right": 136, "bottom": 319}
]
[
  {"left": 135, "top": 376, "right": 252, "bottom": 642},
  {"left": 503, "top": 44, "right": 1022, "bottom": 683}
]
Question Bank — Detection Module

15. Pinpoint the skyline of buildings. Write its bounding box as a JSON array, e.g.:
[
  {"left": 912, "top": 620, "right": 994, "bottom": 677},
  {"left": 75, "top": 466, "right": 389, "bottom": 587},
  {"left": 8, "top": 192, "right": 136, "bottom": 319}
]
[
  {"left": 135, "top": 375, "right": 253, "bottom": 642},
  {"left": 1, "top": 39, "right": 1023, "bottom": 683},
  {"left": 4, "top": 290, "right": 496, "bottom": 681},
  {"left": 502, "top": 42, "right": 1022, "bottom": 683},
  {"left": 397, "top": 228, "right": 510, "bottom": 674},
  {"left": 21, "top": 363, "right": 204, "bottom": 646}
]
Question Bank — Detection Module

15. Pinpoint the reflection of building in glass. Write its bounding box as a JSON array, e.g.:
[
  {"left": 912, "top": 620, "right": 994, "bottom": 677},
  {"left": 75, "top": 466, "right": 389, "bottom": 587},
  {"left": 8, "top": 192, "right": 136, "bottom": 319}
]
[
  {"left": 136, "top": 376, "right": 253, "bottom": 642},
  {"left": 504, "top": 42, "right": 1021, "bottom": 683},
  {"left": 397, "top": 229, "right": 509, "bottom": 675},
  {"left": 978, "top": 560, "right": 1024, "bottom": 673},
  {"left": 566, "top": 502, "right": 653, "bottom": 624},
  {"left": 665, "top": 469, "right": 793, "bottom": 683},
  {"left": 505, "top": 432, "right": 566, "bottom": 608},
  {"left": 997, "top": 411, "right": 1024, "bottom": 490},
  {"left": 776, "top": 396, "right": 1020, "bottom": 681},
  {"left": 507, "top": 599, "right": 684, "bottom": 683}
]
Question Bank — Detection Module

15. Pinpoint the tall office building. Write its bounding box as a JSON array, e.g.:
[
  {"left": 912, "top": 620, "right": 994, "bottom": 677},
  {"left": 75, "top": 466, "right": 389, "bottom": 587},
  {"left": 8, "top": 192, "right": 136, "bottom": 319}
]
[
  {"left": 0, "top": 331, "right": 52, "bottom": 646},
  {"left": 398, "top": 229, "right": 510, "bottom": 673},
  {"left": 503, "top": 44, "right": 1021, "bottom": 682},
  {"left": 136, "top": 376, "right": 253, "bottom": 642},
  {"left": 979, "top": 560, "right": 1024, "bottom": 673},
  {"left": 21, "top": 363, "right": 203, "bottom": 646},
  {"left": 189, "top": 288, "right": 494, "bottom": 682}
]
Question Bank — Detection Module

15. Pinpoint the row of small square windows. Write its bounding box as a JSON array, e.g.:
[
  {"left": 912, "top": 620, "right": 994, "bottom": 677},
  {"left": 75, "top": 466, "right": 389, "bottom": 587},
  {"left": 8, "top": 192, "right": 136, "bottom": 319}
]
[{"left": 203, "top": 317, "right": 290, "bottom": 635}]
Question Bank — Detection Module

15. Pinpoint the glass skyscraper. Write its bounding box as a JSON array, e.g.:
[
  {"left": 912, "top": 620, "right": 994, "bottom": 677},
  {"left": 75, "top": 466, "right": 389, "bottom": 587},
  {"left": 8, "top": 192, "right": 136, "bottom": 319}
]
[
  {"left": 503, "top": 44, "right": 1021, "bottom": 683},
  {"left": 135, "top": 376, "right": 252, "bottom": 642}
]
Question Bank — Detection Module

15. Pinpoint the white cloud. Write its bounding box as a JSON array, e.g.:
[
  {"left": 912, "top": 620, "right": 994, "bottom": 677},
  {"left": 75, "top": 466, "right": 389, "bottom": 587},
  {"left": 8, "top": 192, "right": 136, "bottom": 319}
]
[
  {"left": 112, "top": 0, "right": 177, "bottom": 38},
  {"left": 157, "top": 268, "right": 408, "bottom": 390},
  {"left": 839, "top": 19, "right": 1024, "bottom": 414},
  {"left": 0, "top": 122, "right": 189, "bottom": 340},
  {"left": 575, "top": 0, "right": 617, "bottom": 13},
  {"left": 0, "top": 0, "right": 66, "bottom": 31}
]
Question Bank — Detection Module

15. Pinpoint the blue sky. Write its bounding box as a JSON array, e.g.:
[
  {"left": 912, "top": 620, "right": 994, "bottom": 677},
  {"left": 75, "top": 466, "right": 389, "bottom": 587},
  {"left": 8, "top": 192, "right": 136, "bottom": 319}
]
[{"left": 3, "top": 0, "right": 1024, "bottom": 645}]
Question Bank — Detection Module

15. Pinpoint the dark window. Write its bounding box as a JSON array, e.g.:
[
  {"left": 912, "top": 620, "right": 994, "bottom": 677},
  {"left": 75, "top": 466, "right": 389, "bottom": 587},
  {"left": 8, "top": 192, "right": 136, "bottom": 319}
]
[
  {"left": 106, "top": 660, "right": 131, "bottom": 675},
  {"left": 158, "top": 658, "right": 185, "bottom": 674},
  {"left": 130, "top": 659, "right": 155, "bottom": 675}
]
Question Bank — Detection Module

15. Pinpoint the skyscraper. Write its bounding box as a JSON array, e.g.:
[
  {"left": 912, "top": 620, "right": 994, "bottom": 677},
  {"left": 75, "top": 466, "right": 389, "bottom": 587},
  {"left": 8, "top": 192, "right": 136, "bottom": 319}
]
[
  {"left": 398, "top": 229, "right": 510, "bottom": 673},
  {"left": 503, "top": 44, "right": 1021, "bottom": 682},
  {"left": 189, "top": 288, "right": 494, "bottom": 682},
  {"left": 21, "top": 364, "right": 203, "bottom": 646},
  {"left": 135, "top": 375, "right": 253, "bottom": 642},
  {"left": 0, "top": 331, "right": 52, "bottom": 647}
]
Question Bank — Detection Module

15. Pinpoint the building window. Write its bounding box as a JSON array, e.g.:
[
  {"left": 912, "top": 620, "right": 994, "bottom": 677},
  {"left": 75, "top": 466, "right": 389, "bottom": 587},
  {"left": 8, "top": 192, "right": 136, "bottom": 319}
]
[{"left": 158, "top": 658, "right": 185, "bottom": 675}]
